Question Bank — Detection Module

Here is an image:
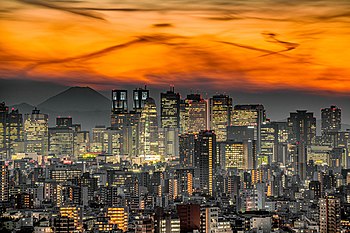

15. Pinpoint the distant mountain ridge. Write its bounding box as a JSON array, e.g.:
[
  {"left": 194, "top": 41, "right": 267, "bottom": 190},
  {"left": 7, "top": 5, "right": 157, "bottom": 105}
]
[
  {"left": 38, "top": 86, "right": 110, "bottom": 112},
  {"left": 9, "top": 87, "right": 111, "bottom": 130}
]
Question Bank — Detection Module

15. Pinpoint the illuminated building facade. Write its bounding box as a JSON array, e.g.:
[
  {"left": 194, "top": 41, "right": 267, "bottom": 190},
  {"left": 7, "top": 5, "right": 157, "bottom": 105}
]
[
  {"left": 59, "top": 206, "right": 82, "bottom": 232},
  {"left": 139, "top": 98, "right": 159, "bottom": 161},
  {"left": 107, "top": 207, "right": 129, "bottom": 232},
  {"left": 209, "top": 94, "right": 232, "bottom": 142},
  {"left": 0, "top": 161, "right": 9, "bottom": 203},
  {"left": 183, "top": 94, "right": 208, "bottom": 134},
  {"left": 220, "top": 140, "right": 256, "bottom": 170},
  {"left": 24, "top": 108, "right": 48, "bottom": 155},
  {"left": 231, "top": 105, "right": 265, "bottom": 152},
  {"left": 160, "top": 87, "right": 180, "bottom": 129},
  {"left": 194, "top": 130, "right": 216, "bottom": 196},
  {"left": 0, "top": 102, "right": 23, "bottom": 158}
]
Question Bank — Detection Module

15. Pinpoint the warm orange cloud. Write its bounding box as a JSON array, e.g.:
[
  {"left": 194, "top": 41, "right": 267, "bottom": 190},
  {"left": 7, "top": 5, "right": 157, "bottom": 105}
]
[{"left": 0, "top": 0, "right": 350, "bottom": 94}]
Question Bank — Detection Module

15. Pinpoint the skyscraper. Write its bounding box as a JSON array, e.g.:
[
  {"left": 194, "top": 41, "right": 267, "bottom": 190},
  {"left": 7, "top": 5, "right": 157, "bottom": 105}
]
[
  {"left": 231, "top": 104, "right": 266, "bottom": 152},
  {"left": 179, "top": 133, "right": 196, "bottom": 167},
  {"left": 0, "top": 103, "right": 23, "bottom": 158},
  {"left": 319, "top": 196, "right": 341, "bottom": 233},
  {"left": 194, "top": 130, "right": 216, "bottom": 195},
  {"left": 133, "top": 87, "right": 150, "bottom": 113},
  {"left": 288, "top": 110, "right": 316, "bottom": 145},
  {"left": 139, "top": 98, "right": 159, "bottom": 161},
  {"left": 24, "top": 108, "right": 48, "bottom": 155},
  {"left": 209, "top": 94, "right": 232, "bottom": 142},
  {"left": 183, "top": 94, "right": 208, "bottom": 134},
  {"left": 321, "top": 105, "right": 341, "bottom": 133},
  {"left": 112, "top": 89, "right": 128, "bottom": 114},
  {"left": 160, "top": 87, "right": 180, "bottom": 129}
]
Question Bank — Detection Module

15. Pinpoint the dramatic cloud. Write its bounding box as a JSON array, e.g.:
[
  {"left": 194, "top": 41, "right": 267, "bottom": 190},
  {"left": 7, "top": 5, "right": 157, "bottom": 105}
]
[{"left": 0, "top": 0, "right": 350, "bottom": 94}]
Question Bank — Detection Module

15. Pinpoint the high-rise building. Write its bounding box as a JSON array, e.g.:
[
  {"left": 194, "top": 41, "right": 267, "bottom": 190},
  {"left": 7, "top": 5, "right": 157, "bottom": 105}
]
[
  {"left": 160, "top": 87, "right": 180, "bottom": 129},
  {"left": 179, "top": 133, "right": 196, "bottom": 167},
  {"left": 133, "top": 87, "right": 150, "bottom": 113},
  {"left": 319, "top": 196, "right": 341, "bottom": 233},
  {"left": 321, "top": 105, "right": 341, "bottom": 133},
  {"left": 209, "top": 94, "right": 232, "bottom": 142},
  {"left": 179, "top": 100, "right": 189, "bottom": 134},
  {"left": 220, "top": 141, "right": 255, "bottom": 170},
  {"left": 158, "top": 128, "right": 179, "bottom": 160},
  {"left": 139, "top": 98, "right": 159, "bottom": 161},
  {"left": 112, "top": 89, "right": 128, "bottom": 114},
  {"left": 49, "top": 118, "right": 75, "bottom": 156},
  {"left": 194, "top": 130, "right": 216, "bottom": 195},
  {"left": 24, "top": 108, "right": 48, "bottom": 155},
  {"left": 231, "top": 105, "right": 266, "bottom": 152},
  {"left": 287, "top": 110, "right": 316, "bottom": 145},
  {"left": 0, "top": 161, "right": 9, "bottom": 203},
  {"left": 182, "top": 94, "right": 208, "bottom": 134},
  {"left": 111, "top": 112, "right": 140, "bottom": 158},
  {"left": 0, "top": 103, "right": 23, "bottom": 158}
]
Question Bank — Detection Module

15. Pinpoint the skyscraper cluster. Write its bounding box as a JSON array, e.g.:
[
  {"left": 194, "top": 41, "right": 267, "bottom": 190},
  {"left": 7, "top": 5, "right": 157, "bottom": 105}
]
[{"left": 0, "top": 88, "right": 348, "bottom": 233}]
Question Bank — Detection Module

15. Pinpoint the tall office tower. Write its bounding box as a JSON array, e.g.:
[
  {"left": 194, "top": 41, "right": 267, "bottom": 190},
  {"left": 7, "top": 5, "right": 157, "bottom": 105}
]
[
  {"left": 179, "top": 133, "right": 196, "bottom": 167},
  {"left": 260, "top": 122, "right": 275, "bottom": 166},
  {"left": 133, "top": 86, "right": 150, "bottom": 113},
  {"left": 24, "top": 108, "right": 48, "bottom": 155},
  {"left": 179, "top": 99, "right": 189, "bottom": 134},
  {"left": 160, "top": 87, "right": 180, "bottom": 129},
  {"left": 0, "top": 161, "right": 9, "bottom": 203},
  {"left": 158, "top": 128, "right": 179, "bottom": 160},
  {"left": 183, "top": 94, "right": 208, "bottom": 134},
  {"left": 139, "top": 98, "right": 159, "bottom": 161},
  {"left": 231, "top": 104, "right": 266, "bottom": 152},
  {"left": 200, "top": 206, "right": 219, "bottom": 233},
  {"left": 177, "top": 204, "right": 201, "bottom": 233},
  {"left": 321, "top": 106, "right": 341, "bottom": 133},
  {"left": 107, "top": 207, "right": 129, "bottom": 232},
  {"left": 112, "top": 89, "right": 128, "bottom": 114},
  {"left": 102, "top": 128, "right": 123, "bottom": 156},
  {"left": 111, "top": 112, "right": 140, "bottom": 158},
  {"left": 0, "top": 103, "right": 23, "bottom": 158},
  {"left": 194, "top": 130, "right": 216, "bottom": 195},
  {"left": 321, "top": 106, "right": 342, "bottom": 144},
  {"left": 221, "top": 140, "right": 256, "bottom": 170},
  {"left": 288, "top": 110, "right": 316, "bottom": 145},
  {"left": 319, "top": 196, "right": 341, "bottom": 233},
  {"left": 209, "top": 94, "right": 232, "bottom": 142},
  {"left": 49, "top": 117, "right": 75, "bottom": 156},
  {"left": 289, "top": 143, "right": 307, "bottom": 180}
]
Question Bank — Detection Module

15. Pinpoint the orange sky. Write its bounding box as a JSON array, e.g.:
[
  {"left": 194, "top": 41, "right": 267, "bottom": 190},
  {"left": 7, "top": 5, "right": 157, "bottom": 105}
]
[{"left": 1, "top": 0, "right": 350, "bottom": 94}]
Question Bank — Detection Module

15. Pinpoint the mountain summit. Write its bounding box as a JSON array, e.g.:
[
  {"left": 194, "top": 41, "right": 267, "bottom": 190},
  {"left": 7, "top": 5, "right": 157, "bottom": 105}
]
[{"left": 38, "top": 86, "right": 110, "bottom": 112}]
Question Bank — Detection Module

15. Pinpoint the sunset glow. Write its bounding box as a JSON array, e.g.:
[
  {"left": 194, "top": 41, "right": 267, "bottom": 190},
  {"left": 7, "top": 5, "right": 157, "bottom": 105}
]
[{"left": 1, "top": 0, "right": 350, "bottom": 93}]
